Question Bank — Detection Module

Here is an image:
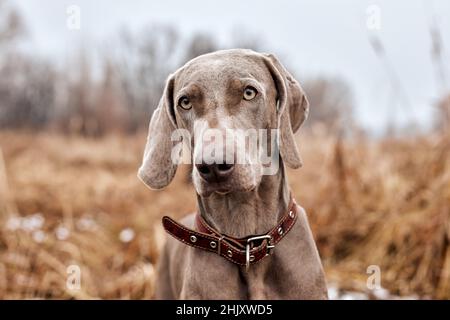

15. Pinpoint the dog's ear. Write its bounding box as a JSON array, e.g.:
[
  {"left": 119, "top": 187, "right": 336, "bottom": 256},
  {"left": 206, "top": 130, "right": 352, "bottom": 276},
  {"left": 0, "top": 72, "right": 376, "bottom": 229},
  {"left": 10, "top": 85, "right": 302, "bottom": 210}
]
[
  {"left": 138, "top": 73, "right": 179, "bottom": 189},
  {"left": 262, "top": 53, "right": 309, "bottom": 169}
]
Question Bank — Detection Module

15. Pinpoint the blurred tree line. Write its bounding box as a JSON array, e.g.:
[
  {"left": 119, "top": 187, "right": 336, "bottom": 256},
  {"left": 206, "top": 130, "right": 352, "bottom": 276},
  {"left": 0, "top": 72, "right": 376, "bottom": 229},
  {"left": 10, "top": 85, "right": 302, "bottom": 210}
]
[{"left": 0, "top": 0, "right": 356, "bottom": 136}]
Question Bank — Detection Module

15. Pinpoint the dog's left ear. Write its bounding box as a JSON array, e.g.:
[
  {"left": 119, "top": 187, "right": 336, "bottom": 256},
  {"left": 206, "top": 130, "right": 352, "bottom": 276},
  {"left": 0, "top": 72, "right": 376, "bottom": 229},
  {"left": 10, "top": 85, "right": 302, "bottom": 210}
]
[
  {"left": 262, "top": 53, "right": 309, "bottom": 169},
  {"left": 138, "top": 73, "right": 179, "bottom": 189}
]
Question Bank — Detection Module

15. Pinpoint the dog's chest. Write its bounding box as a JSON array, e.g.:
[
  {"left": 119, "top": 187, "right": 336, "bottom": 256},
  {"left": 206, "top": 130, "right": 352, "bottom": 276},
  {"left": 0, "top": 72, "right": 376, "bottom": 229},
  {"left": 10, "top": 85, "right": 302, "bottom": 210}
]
[{"left": 181, "top": 240, "right": 310, "bottom": 299}]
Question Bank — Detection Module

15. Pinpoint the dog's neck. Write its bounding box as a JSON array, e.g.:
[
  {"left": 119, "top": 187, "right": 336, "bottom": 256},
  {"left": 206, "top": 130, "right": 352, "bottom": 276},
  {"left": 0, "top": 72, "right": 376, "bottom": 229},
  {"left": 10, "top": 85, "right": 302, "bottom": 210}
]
[{"left": 197, "top": 164, "right": 291, "bottom": 238}]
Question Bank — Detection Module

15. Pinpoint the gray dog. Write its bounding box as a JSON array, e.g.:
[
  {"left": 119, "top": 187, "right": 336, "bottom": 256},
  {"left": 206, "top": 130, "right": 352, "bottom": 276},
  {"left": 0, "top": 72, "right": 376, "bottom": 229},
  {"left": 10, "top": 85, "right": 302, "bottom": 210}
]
[{"left": 138, "top": 49, "right": 328, "bottom": 299}]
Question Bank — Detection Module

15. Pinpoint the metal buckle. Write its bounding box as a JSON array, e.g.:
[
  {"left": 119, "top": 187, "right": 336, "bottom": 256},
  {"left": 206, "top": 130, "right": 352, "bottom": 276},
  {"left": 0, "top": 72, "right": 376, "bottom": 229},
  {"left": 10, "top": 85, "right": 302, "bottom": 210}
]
[
  {"left": 245, "top": 235, "right": 274, "bottom": 271},
  {"left": 217, "top": 236, "right": 224, "bottom": 256}
]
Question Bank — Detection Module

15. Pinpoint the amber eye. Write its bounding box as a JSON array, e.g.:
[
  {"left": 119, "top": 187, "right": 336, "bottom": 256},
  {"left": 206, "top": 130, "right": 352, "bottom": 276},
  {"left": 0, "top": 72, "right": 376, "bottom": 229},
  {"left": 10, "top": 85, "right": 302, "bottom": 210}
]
[
  {"left": 178, "top": 96, "right": 192, "bottom": 110},
  {"left": 243, "top": 86, "right": 257, "bottom": 100}
]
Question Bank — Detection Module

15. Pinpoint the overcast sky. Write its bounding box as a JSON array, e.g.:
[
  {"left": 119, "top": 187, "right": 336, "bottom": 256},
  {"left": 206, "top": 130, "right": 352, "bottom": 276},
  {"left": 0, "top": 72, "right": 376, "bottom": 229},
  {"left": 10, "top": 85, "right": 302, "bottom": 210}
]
[{"left": 13, "top": 0, "right": 450, "bottom": 133}]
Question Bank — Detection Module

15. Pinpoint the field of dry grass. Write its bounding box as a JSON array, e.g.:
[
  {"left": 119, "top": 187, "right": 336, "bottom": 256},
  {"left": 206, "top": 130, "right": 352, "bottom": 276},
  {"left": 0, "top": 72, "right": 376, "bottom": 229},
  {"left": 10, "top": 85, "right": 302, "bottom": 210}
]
[{"left": 0, "top": 129, "right": 449, "bottom": 299}]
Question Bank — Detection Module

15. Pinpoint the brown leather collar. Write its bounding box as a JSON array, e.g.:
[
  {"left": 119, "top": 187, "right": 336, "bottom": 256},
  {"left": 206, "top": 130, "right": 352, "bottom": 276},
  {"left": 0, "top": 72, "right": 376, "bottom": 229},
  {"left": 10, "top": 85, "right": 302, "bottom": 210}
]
[{"left": 162, "top": 196, "right": 298, "bottom": 270}]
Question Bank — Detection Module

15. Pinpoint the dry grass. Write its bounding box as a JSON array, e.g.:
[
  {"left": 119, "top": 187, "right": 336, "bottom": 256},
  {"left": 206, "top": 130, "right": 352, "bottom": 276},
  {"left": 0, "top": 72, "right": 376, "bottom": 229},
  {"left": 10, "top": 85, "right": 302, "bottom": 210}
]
[{"left": 0, "top": 129, "right": 449, "bottom": 299}]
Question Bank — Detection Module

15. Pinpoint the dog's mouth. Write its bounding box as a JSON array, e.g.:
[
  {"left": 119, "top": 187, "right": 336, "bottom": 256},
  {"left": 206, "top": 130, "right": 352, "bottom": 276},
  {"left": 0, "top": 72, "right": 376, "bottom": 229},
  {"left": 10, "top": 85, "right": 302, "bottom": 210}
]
[
  {"left": 193, "top": 162, "right": 261, "bottom": 197},
  {"left": 198, "top": 180, "right": 258, "bottom": 197},
  {"left": 215, "top": 189, "right": 231, "bottom": 195},
  {"left": 201, "top": 182, "right": 232, "bottom": 197}
]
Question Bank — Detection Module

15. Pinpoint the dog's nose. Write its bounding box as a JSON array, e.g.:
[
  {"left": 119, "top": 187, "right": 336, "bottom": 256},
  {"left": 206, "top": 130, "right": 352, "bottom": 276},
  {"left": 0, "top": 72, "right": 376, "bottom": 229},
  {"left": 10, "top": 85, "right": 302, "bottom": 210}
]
[{"left": 196, "top": 162, "right": 235, "bottom": 183}]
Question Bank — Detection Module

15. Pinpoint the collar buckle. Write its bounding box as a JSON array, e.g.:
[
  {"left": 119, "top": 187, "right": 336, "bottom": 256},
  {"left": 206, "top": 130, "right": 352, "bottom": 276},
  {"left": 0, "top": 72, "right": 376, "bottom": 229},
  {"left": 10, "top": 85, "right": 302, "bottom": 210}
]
[{"left": 245, "top": 235, "right": 274, "bottom": 271}]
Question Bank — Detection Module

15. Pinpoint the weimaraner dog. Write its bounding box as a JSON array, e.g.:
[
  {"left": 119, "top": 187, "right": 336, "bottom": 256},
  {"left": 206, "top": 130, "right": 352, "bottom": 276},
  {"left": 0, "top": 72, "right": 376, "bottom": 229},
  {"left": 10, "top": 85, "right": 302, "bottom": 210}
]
[{"left": 138, "top": 49, "right": 328, "bottom": 299}]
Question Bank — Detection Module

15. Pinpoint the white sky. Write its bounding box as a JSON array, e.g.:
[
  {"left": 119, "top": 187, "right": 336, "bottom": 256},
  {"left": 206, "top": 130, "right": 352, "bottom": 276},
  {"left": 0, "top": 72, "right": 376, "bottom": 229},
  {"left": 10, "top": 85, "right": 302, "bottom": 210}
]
[{"left": 13, "top": 0, "right": 450, "bottom": 133}]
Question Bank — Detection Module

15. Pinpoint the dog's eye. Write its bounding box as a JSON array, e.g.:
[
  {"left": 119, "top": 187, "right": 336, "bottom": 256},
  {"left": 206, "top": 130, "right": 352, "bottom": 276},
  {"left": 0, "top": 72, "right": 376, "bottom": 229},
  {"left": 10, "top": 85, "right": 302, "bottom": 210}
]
[
  {"left": 243, "top": 86, "right": 257, "bottom": 101},
  {"left": 178, "top": 96, "right": 192, "bottom": 110}
]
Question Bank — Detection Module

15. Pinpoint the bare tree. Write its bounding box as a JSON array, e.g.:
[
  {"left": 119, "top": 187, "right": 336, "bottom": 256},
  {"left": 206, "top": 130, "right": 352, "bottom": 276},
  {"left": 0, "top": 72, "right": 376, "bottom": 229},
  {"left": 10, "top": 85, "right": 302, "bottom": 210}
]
[
  {"left": 94, "top": 59, "right": 128, "bottom": 135},
  {"left": 182, "top": 29, "right": 264, "bottom": 67},
  {"left": 302, "top": 77, "right": 355, "bottom": 134},
  {"left": 183, "top": 33, "right": 218, "bottom": 63},
  {"left": 0, "top": 1, "right": 56, "bottom": 130},
  {"left": 435, "top": 93, "right": 450, "bottom": 132},
  {"left": 113, "top": 25, "right": 180, "bottom": 132},
  {"left": 0, "top": 55, "right": 56, "bottom": 129},
  {"left": 0, "top": 0, "right": 25, "bottom": 48},
  {"left": 229, "top": 27, "right": 263, "bottom": 52}
]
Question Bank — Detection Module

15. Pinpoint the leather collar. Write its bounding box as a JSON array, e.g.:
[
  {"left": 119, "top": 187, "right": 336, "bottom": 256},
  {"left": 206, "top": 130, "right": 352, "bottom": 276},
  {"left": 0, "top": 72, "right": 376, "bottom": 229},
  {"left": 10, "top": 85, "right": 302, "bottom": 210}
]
[{"left": 162, "top": 196, "right": 298, "bottom": 270}]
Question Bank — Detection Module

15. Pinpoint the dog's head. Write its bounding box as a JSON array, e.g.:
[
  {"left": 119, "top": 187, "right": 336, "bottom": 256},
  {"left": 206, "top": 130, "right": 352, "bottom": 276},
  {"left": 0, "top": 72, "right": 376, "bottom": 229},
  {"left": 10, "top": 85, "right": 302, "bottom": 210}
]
[{"left": 138, "top": 49, "right": 309, "bottom": 197}]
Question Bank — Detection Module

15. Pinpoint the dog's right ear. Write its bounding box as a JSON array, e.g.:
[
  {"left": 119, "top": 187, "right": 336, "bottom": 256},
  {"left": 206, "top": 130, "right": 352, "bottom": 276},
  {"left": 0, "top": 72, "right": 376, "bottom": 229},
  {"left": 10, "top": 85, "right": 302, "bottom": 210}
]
[{"left": 138, "top": 74, "right": 179, "bottom": 189}]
